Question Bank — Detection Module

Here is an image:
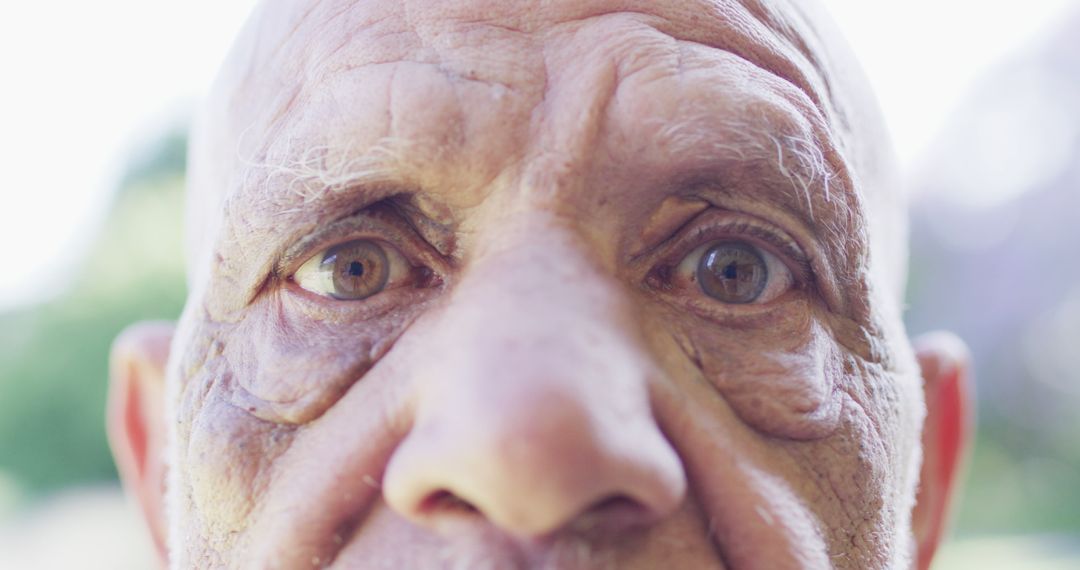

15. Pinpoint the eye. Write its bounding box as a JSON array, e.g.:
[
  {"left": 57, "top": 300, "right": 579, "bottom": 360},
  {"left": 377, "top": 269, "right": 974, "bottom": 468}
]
[
  {"left": 676, "top": 240, "right": 794, "bottom": 304},
  {"left": 293, "top": 239, "right": 410, "bottom": 300}
]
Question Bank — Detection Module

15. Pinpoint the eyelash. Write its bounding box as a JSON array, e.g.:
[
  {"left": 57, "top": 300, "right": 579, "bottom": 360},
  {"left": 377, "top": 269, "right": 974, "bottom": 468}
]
[
  {"left": 646, "top": 215, "right": 811, "bottom": 294},
  {"left": 277, "top": 210, "right": 437, "bottom": 279}
]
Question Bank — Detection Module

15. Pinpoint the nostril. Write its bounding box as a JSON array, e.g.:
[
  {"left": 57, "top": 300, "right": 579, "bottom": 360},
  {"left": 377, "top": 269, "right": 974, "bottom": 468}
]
[
  {"left": 570, "top": 494, "right": 655, "bottom": 534},
  {"left": 590, "top": 495, "right": 641, "bottom": 512},
  {"left": 419, "top": 489, "right": 480, "bottom": 516}
]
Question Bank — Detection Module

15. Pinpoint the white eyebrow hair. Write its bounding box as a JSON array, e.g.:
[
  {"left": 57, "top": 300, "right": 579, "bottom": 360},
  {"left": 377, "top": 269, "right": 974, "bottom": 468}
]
[
  {"left": 241, "top": 109, "right": 838, "bottom": 230},
  {"left": 648, "top": 112, "right": 837, "bottom": 223},
  {"left": 238, "top": 133, "right": 413, "bottom": 212}
]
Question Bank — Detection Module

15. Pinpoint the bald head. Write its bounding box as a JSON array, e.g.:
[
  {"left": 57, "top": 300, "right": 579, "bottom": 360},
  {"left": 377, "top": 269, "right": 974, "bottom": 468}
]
[{"left": 105, "top": 2, "right": 972, "bottom": 569}]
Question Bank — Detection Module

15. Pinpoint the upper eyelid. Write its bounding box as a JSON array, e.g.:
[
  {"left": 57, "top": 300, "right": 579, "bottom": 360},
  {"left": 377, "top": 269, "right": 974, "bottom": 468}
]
[
  {"left": 655, "top": 212, "right": 812, "bottom": 280},
  {"left": 275, "top": 209, "right": 424, "bottom": 276}
]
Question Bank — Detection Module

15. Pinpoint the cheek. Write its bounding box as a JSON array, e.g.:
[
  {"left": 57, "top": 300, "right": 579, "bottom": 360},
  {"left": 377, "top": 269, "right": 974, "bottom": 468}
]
[
  {"left": 654, "top": 297, "right": 920, "bottom": 567},
  {"left": 173, "top": 329, "right": 299, "bottom": 548},
  {"left": 690, "top": 305, "right": 846, "bottom": 440},
  {"left": 171, "top": 287, "right": 425, "bottom": 549},
  {"left": 186, "top": 383, "right": 294, "bottom": 535},
  {"left": 783, "top": 362, "right": 916, "bottom": 569},
  {"left": 223, "top": 291, "right": 397, "bottom": 424}
]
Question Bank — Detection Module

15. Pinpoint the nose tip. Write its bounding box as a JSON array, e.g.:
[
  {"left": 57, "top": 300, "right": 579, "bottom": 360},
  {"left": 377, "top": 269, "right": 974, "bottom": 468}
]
[{"left": 382, "top": 382, "right": 686, "bottom": 538}]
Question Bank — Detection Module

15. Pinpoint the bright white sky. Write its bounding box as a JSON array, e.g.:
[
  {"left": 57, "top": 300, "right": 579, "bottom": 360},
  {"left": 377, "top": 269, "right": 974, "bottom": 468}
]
[{"left": 0, "top": 0, "right": 1073, "bottom": 310}]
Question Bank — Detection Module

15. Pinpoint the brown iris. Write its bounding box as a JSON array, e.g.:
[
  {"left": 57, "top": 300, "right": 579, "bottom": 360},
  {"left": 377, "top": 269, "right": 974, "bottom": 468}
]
[
  {"left": 697, "top": 241, "right": 767, "bottom": 304},
  {"left": 320, "top": 240, "right": 390, "bottom": 300}
]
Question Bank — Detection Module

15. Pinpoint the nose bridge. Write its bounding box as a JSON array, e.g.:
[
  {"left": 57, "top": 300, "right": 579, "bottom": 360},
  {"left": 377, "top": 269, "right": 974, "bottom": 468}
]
[
  {"left": 424, "top": 218, "right": 651, "bottom": 403},
  {"left": 382, "top": 225, "right": 686, "bottom": 537},
  {"left": 430, "top": 228, "right": 652, "bottom": 462},
  {"left": 448, "top": 225, "right": 640, "bottom": 396}
]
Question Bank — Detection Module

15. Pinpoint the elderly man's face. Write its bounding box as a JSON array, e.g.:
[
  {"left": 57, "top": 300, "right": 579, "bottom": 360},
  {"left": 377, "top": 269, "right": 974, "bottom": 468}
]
[{"left": 107, "top": 1, "right": 972, "bottom": 568}]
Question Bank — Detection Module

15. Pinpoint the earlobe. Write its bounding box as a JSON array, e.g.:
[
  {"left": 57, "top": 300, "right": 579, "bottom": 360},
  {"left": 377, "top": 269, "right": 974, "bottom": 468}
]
[
  {"left": 107, "top": 321, "right": 175, "bottom": 567},
  {"left": 910, "top": 331, "right": 974, "bottom": 570}
]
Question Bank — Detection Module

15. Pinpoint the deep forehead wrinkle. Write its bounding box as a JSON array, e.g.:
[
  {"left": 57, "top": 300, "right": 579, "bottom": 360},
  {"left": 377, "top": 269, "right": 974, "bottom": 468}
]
[
  {"left": 238, "top": 0, "right": 841, "bottom": 141},
  {"left": 241, "top": 13, "right": 847, "bottom": 220},
  {"left": 230, "top": 0, "right": 850, "bottom": 203},
  {"left": 199, "top": 0, "right": 852, "bottom": 220},
  {"left": 394, "top": 0, "right": 836, "bottom": 117}
]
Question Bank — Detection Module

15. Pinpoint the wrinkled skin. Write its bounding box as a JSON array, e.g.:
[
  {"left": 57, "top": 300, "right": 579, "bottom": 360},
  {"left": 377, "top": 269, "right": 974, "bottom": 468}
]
[{"left": 106, "top": 1, "right": 973, "bottom": 569}]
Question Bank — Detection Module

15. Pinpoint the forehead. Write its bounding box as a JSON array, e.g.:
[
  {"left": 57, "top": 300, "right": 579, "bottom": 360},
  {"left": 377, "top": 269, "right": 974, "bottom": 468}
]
[
  {"left": 217, "top": 0, "right": 852, "bottom": 213},
  {"left": 245, "top": 0, "right": 824, "bottom": 73},
  {"left": 226, "top": 0, "right": 841, "bottom": 154}
]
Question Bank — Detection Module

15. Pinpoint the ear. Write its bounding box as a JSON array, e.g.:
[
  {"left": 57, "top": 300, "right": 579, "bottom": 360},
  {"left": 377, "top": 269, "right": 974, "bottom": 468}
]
[
  {"left": 107, "top": 321, "right": 175, "bottom": 567},
  {"left": 910, "top": 331, "right": 974, "bottom": 570}
]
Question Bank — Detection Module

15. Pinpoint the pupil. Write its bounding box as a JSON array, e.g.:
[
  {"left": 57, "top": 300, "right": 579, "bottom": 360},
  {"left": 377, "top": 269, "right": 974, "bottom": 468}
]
[
  {"left": 697, "top": 242, "right": 767, "bottom": 304},
  {"left": 323, "top": 239, "right": 390, "bottom": 300},
  {"left": 723, "top": 263, "right": 738, "bottom": 279}
]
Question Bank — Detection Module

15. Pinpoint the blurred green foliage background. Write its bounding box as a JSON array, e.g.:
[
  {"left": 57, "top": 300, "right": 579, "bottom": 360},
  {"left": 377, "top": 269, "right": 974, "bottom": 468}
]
[{"left": 0, "top": 130, "right": 187, "bottom": 500}]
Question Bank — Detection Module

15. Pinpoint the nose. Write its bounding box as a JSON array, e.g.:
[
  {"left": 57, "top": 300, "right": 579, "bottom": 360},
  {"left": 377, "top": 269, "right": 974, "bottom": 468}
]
[{"left": 382, "top": 231, "right": 686, "bottom": 539}]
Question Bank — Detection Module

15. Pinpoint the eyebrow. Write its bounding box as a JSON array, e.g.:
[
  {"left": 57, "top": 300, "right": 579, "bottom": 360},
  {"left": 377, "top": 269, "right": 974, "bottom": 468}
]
[
  {"left": 231, "top": 86, "right": 850, "bottom": 305},
  {"left": 244, "top": 136, "right": 409, "bottom": 203},
  {"left": 654, "top": 116, "right": 839, "bottom": 222},
  {"left": 243, "top": 129, "right": 851, "bottom": 320}
]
